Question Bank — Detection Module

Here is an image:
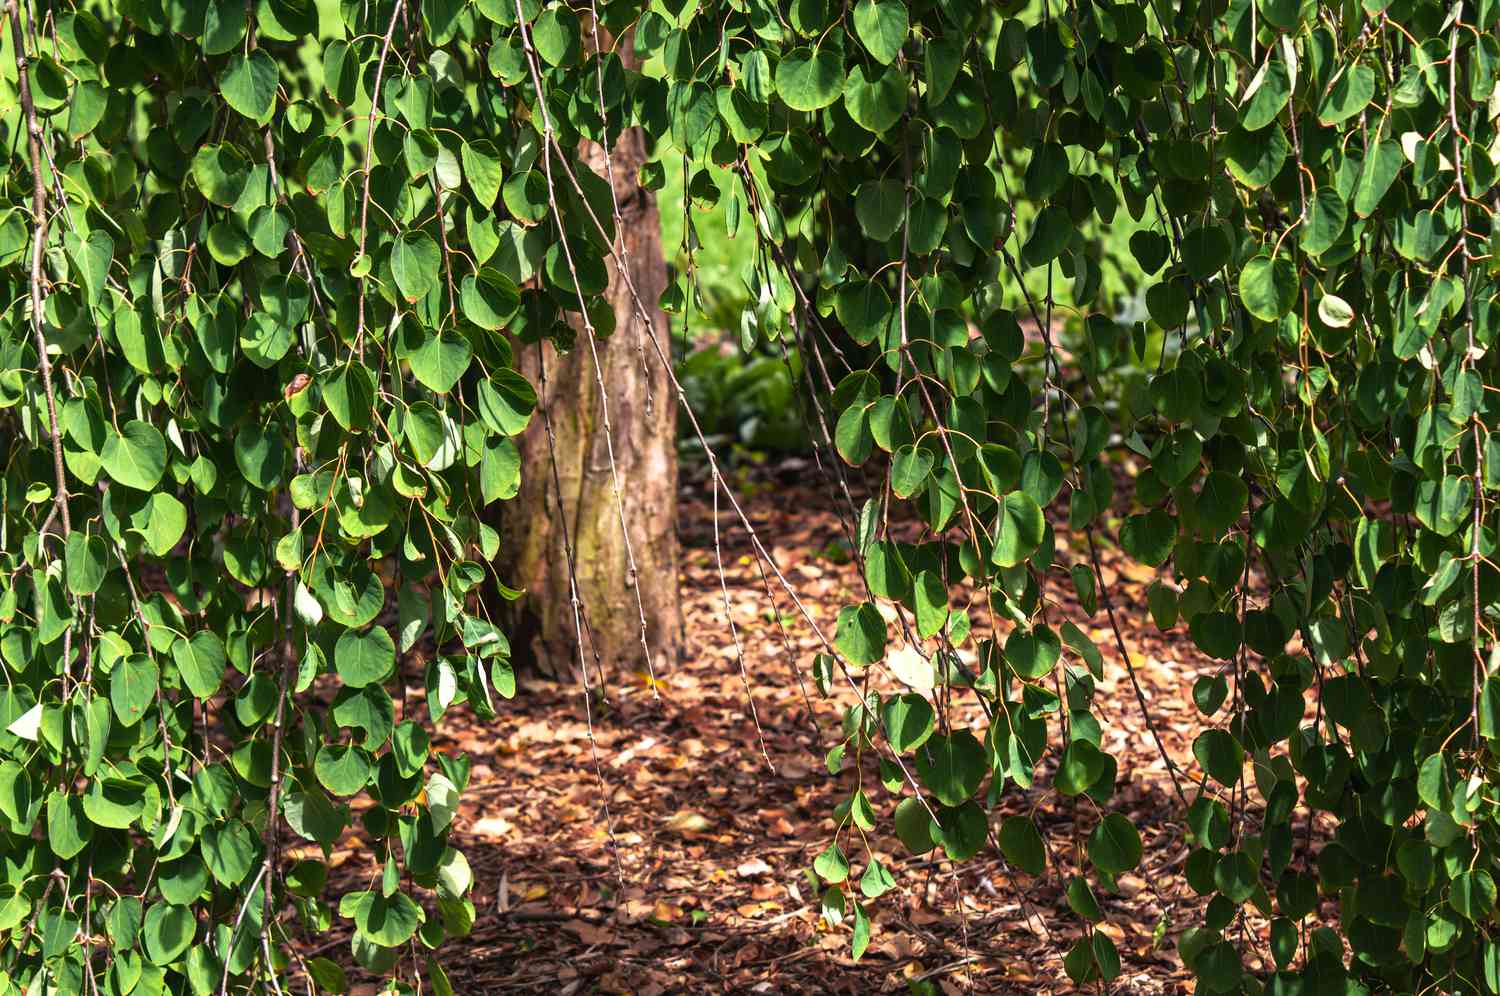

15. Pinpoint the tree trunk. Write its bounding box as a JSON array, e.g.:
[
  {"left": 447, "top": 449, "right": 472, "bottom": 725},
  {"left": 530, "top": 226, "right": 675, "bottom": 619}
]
[{"left": 500, "top": 115, "right": 680, "bottom": 682}]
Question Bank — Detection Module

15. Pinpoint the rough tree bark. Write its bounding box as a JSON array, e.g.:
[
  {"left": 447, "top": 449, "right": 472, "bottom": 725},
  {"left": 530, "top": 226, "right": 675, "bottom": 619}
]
[{"left": 500, "top": 86, "right": 680, "bottom": 681}]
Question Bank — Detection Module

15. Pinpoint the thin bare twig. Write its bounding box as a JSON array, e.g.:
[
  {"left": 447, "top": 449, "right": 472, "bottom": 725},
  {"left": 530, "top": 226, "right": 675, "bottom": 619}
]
[
  {"left": 711, "top": 477, "right": 774, "bottom": 771},
  {"left": 7, "top": 0, "right": 76, "bottom": 699},
  {"left": 511, "top": 15, "right": 660, "bottom": 694},
  {"left": 533, "top": 340, "right": 624, "bottom": 886},
  {"left": 352, "top": 0, "right": 407, "bottom": 356},
  {"left": 5, "top": 0, "right": 68, "bottom": 543}
]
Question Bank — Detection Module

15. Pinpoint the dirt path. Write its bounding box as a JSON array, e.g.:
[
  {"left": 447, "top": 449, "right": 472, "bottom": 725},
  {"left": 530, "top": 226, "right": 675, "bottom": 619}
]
[
  {"left": 402, "top": 462, "right": 1230, "bottom": 996},
  {"left": 401, "top": 462, "right": 1225, "bottom": 993}
]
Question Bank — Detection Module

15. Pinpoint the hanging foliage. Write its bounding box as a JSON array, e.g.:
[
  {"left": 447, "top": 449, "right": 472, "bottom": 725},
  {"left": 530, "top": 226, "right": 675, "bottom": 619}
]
[
  {"left": 2, "top": 0, "right": 1500, "bottom": 989},
  {"left": 654, "top": 0, "right": 1500, "bottom": 988}
]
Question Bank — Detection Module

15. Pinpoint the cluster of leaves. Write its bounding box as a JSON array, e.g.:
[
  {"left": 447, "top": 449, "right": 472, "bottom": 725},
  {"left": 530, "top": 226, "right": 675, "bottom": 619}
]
[
  {"left": 7, "top": 0, "right": 1500, "bottom": 986},
  {"left": 677, "top": 344, "right": 812, "bottom": 456},
  {"left": 0, "top": 0, "right": 662, "bottom": 987},
  {"left": 646, "top": 0, "right": 1500, "bottom": 989}
]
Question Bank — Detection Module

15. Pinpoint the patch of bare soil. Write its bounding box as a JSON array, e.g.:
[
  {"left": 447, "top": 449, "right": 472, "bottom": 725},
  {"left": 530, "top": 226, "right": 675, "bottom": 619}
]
[{"left": 318, "top": 454, "right": 1322, "bottom": 994}]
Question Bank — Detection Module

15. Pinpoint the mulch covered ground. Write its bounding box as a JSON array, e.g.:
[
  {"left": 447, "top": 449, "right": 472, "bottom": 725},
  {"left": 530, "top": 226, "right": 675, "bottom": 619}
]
[{"left": 354, "top": 452, "right": 1258, "bottom": 996}]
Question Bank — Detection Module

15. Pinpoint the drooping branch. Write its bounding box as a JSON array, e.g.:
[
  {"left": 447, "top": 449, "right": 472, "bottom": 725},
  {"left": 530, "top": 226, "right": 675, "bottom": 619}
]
[
  {"left": 6, "top": 0, "right": 69, "bottom": 541},
  {"left": 352, "top": 0, "right": 407, "bottom": 355}
]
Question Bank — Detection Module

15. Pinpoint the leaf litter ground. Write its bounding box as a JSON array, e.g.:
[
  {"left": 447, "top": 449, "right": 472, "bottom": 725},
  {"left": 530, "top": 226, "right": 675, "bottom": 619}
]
[{"left": 319, "top": 458, "right": 1326, "bottom": 994}]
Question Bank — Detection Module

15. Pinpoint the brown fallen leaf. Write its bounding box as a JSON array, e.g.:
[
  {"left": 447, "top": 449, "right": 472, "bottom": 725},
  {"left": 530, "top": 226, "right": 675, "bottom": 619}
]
[
  {"left": 651, "top": 901, "right": 684, "bottom": 922},
  {"left": 468, "top": 816, "right": 513, "bottom": 838},
  {"left": 661, "top": 810, "right": 711, "bottom": 834},
  {"left": 735, "top": 857, "right": 772, "bottom": 878},
  {"left": 564, "top": 920, "right": 620, "bottom": 946}
]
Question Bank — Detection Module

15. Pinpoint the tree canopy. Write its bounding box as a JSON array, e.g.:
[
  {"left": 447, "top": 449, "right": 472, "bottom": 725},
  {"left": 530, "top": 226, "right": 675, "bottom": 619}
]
[{"left": 2, "top": 0, "right": 1500, "bottom": 990}]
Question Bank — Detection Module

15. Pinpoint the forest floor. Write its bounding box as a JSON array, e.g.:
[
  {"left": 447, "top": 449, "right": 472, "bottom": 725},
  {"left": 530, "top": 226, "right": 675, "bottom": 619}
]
[{"left": 338, "top": 457, "right": 1253, "bottom": 994}]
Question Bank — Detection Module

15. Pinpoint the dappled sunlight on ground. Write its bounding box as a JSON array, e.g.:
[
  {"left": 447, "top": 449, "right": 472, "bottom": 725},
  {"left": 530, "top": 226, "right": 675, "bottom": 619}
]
[{"left": 322, "top": 460, "right": 1317, "bottom": 993}]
